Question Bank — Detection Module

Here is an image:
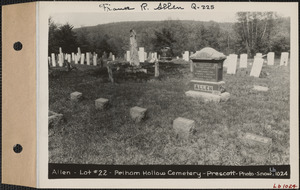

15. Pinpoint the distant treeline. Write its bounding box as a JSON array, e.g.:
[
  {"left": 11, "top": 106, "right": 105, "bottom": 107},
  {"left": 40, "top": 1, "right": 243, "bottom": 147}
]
[{"left": 48, "top": 12, "right": 290, "bottom": 58}]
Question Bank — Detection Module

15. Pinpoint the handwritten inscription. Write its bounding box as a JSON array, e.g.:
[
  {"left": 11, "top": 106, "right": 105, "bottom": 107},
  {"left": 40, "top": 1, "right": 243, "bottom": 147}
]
[
  {"left": 191, "top": 3, "right": 214, "bottom": 10},
  {"left": 100, "top": 3, "right": 215, "bottom": 12},
  {"left": 99, "top": 3, "right": 135, "bottom": 12}
]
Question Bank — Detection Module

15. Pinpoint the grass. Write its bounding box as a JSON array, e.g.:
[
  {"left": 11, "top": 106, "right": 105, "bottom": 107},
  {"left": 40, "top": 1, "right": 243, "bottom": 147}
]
[{"left": 49, "top": 59, "right": 290, "bottom": 165}]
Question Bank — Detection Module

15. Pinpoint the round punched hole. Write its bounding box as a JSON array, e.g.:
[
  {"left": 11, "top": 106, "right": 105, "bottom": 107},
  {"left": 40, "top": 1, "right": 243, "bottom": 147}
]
[
  {"left": 13, "top": 41, "right": 23, "bottom": 51},
  {"left": 13, "top": 144, "right": 23, "bottom": 153}
]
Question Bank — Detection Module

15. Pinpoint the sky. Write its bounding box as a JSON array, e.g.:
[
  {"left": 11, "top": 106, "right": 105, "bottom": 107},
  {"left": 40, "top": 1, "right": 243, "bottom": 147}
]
[{"left": 51, "top": 11, "right": 289, "bottom": 29}]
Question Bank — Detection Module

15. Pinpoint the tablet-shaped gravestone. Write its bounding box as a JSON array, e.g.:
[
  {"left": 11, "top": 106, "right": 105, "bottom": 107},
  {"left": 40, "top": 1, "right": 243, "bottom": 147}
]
[
  {"left": 267, "top": 52, "right": 275, "bottom": 66},
  {"left": 250, "top": 57, "right": 264, "bottom": 77},
  {"left": 227, "top": 54, "right": 238, "bottom": 74},
  {"left": 239, "top": 54, "right": 248, "bottom": 68},
  {"left": 280, "top": 52, "right": 289, "bottom": 66}
]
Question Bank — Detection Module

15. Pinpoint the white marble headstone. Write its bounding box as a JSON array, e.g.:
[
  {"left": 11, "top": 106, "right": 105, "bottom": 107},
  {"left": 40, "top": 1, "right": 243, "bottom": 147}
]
[
  {"left": 227, "top": 54, "right": 238, "bottom": 74},
  {"left": 239, "top": 54, "right": 248, "bottom": 68},
  {"left": 280, "top": 52, "right": 289, "bottom": 66},
  {"left": 267, "top": 52, "right": 275, "bottom": 66},
  {"left": 250, "top": 57, "right": 264, "bottom": 77}
]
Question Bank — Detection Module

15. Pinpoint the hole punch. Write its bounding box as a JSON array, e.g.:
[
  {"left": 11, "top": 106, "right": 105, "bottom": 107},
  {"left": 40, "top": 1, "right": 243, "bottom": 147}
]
[
  {"left": 13, "top": 41, "right": 23, "bottom": 51},
  {"left": 13, "top": 144, "right": 23, "bottom": 153}
]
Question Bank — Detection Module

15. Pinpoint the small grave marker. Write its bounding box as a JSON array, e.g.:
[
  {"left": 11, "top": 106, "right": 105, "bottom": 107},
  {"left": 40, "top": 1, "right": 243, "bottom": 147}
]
[
  {"left": 244, "top": 132, "right": 272, "bottom": 147},
  {"left": 138, "top": 47, "right": 145, "bottom": 63},
  {"left": 253, "top": 85, "right": 269, "bottom": 92},
  {"left": 267, "top": 52, "right": 275, "bottom": 65},
  {"left": 95, "top": 98, "right": 109, "bottom": 110},
  {"left": 58, "top": 54, "right": 63, "bottom": 67},
  {"left": 130, "top": 106, "right": 147, "bottom": 123},
  {"left": 86, "top": 52, "right": 90, "bottom": 65},
  {"left": 173, "top": 117, "right": 195, "bottom": 139},
  {"left": 71, "top": 52, "right": 75, "bottom": 61},
  {"left": 70, "top": 91, "right": 82, "bottom": 102},
  {"left": 126, "top": 50, "right": 131, "bottom": 62},
  {"left": 48, "top": 110, "right": 63, "bottom": 128},
  {"left": 280, "top": 52, "right": 289, "bottom": 66},
  {"left": 93, "top": 54, "right": 97, "bottom": 66},
  {"left": 80, "top": 54, "right": 85, "bottom": 65},
  {"left": 239, "top": 54, "right": 248, "bottom": 68},
  {"left": 51, "top": 53, "right": 56, "bottom": 67},
  {"left": 67, "top": 54, "right": 71, "bottom": 63},
  {"left": 250, "top": 57, "right": 264, "bottom": 77},
  {"left": 227, "top": 54, "right": 238, "bottom": 74}
]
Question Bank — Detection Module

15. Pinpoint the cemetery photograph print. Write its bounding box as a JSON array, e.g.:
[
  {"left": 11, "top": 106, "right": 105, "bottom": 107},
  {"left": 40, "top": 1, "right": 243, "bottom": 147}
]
[{"left": 48, "top": 8, "right": 291, "bottom": 169}]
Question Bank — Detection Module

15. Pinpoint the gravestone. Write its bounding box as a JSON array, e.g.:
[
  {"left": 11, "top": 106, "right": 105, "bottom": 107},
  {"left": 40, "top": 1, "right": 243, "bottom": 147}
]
[
  {"left": 183, "top": 51, "right": 189, "bottom": 61},
  {"left": 93, "top": 54, "right": 98, "bottom": 66},
  {"left": 108, "top": 52, "right": 113, "bottom": 61},
  {"left": 253, "top": 85, "right": 269, "bottom": 92},
  {"left": 239, "top": 54, "right": 248, "bottom": 68},
  {"left": 59, "top": 47, "right": 62, "bottom": 54},
  {"left": 130, "top": 106, "right": 147, "bottom": 123},
  {"left": 129, "top": 29, "right": 140, "bottom": 66},
  {"left": 70, "top": 91, "right": 82, "bottom": 102},
  {"left": 173, "top": 117, "right": 195, "bottom": 139},
  {"left": 71, "top": 52, "right": 75, "bottom": 62},
  {"left": 48, "top": 111, "right": 63, "bottom": 128},
  {"left": 280, "top": 52, "right": 289, "bottom": 66},
  {"left": 138, "top": 47, "right": 145, "bottom": 63},
  {"left": 250, "top": 57, "right": 264, "bottom": 77},
  {"left": 95, "top": 98, "right": 109, "bottom": 110},
  {"left": 74, "top": 55, "right": 78, "bottom": 64},
  {"left": 80, "top": 54, "right": 85, "bottom": 65},
  {"left": 153, "top": 52, "right": 158, "bottom": 60},
  {"left": 126, "top": 50, "right": 131, "bottom": 62},
  {"left": 51, "top": 53, "right": 56, "bottom": 67},
  {"left": 267, "top": 52, "right": 275, "bottom": 65},
  {"left": 226, "top": 54, "right": 238, "bottom": 74},
  {"left": 112, "top": 55, "right": 115, "bottom": 61},
  {"left": 223, "top": 56, "right": 229, "bottom": 68},
  {"left": 256, "top": 53, "right": 262, "bottom": 58},
  {"left": 144, "top": 52, "right": 147, "bottom": 60},
  {"left": 48, "top": 56, "right": 51, "bottom": 67},
  {"left": 86, "top": 52, "right": 90, "bottom": 65},
  {"left": 185, "top": 47, "right": 230, "bottom": 103},
  {"left": 67, "top": 54, "right": 71, "bottom": 63},
  {"left": 58, "top": 54, "right": 63, "bottom": 67}
]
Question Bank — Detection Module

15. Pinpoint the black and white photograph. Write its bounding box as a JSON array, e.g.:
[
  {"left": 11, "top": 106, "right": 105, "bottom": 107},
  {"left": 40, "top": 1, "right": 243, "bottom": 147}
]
[{"left": 48, "top": 5, "right": 291, "bottom": 166}]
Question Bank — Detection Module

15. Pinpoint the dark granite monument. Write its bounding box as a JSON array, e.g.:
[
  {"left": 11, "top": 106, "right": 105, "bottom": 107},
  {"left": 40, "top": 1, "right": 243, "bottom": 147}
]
[{"left": 185, "top": 47, "right": 230, "bottom": 102}]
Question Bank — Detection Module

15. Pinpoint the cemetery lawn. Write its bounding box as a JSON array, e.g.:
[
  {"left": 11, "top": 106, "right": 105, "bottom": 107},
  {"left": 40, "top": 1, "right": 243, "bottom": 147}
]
[{"left": 49, "top": 59, "right": 290, "bottom": 165}]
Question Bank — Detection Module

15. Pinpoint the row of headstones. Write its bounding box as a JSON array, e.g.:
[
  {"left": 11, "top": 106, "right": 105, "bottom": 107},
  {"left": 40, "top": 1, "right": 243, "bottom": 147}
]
[
  {"left": 125, "top": 48, "right": 158, "bottom": 63},
  {"left": 49, "top": 47, "right": 116, "bottom": 67},
  {"left": 224, "top": 52, "right": 289, "bottom": 77}
]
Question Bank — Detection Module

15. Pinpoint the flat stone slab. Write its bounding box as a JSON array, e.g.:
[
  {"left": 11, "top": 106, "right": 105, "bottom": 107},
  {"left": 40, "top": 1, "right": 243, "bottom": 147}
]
[
  {"left": 70, "top": 91, "right": 82, "bottom": 101},
  {"left": 185, "top": 91, "right": 230, "bottom": 103},
  {"left": 244, "top": 132, "right": 272, "bottom": 148},
  {"left": 95, "top": 98, "right": 109, "bottom": 110},
  {"left": 48, "top": 110, "right": 63, "bottom": 128},
  {"left": 130, "top": 106, "right": 147, "bottom": 123},
  {"left": 253, "top": 85, "right": 269, "bottom": 92},
  {"left": 173, "top": 117, "right": 195, "bottom": 139}
]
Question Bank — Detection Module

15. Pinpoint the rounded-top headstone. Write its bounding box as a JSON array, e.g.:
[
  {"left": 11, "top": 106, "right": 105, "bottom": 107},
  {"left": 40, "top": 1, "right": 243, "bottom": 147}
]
[{"left": 190, "top": 47, "right": 226, "bottom": 61}]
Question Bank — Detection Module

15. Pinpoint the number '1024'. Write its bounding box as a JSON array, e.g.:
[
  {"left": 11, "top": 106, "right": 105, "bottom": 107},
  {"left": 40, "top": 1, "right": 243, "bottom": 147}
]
[{"left": 191, "top": 3, "right": 214, "bottom": 10}]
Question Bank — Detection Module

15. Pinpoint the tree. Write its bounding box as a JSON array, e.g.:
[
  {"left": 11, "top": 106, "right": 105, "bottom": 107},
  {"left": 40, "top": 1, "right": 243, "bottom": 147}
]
[
  {"left": 48, "top": 19, "right": 78, "bottom": 54},
  {"left": 234, "top": 12, "right": 278, "bottom": 56}
]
